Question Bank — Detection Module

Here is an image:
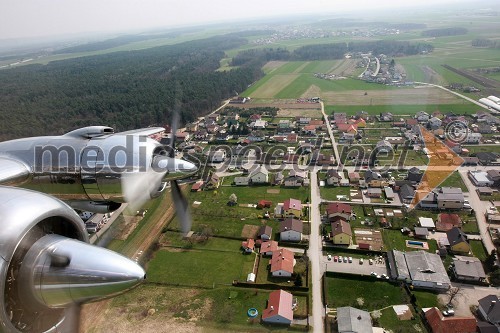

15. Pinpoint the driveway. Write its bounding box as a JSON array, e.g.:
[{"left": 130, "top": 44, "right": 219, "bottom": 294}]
[{"left": 438, "top": 283, "right": 500, "bottom": 317}]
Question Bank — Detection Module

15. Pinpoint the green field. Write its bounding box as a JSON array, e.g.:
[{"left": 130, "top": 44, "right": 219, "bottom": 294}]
[
  {"left": 147, "top": 248, "right": 255, "bottom": 286},
  {"left": 470, "top": 240, "right": 488, "bottom": 261},
  {"left": 326, "top": 103, "right": 481, "bottom": 115}
]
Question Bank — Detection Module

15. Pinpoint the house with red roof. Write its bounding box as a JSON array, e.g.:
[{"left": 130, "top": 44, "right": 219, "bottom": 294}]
[
  {"left": 260, "top": 240, "right": 279, "bottom": 256},
  {"left": 241, "top": 239, "right": 255, "bottom": 253},
  {"left": 270, "top": 249, "right": 295, "bottom": 277},
  {"left": 325, "top": 203, "right": 353, "bottom": 222},
  {"left": 436, "top": 213, "right": 462, "bottom": 232},
  {"left": 337, "top": 123, "right": 358, "bottom": 134},
  {"left": 424, "top": 307, "right": 476, "bottom": 333},
  {"left": 261, "top": 290, "right": 294, "bottom": 325},
  {"left": 282, "top": 198, "right": 303, "bottom": 218},
  {"left": 331, "top": 220, "right": 352, "bottom": 245}
]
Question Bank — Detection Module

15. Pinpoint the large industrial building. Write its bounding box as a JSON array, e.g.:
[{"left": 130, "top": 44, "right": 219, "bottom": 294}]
[{"left": 387, "top": 250, "right": 451, "bottom": 291}]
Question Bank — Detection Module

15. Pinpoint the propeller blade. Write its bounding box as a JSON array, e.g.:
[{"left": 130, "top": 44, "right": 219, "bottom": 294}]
[
  {"left": 122, "top": 170, "right": 164, "bottom": 211},
  {"left": 171, "top": 180, "right": 191, "bottom": 235},
  {"left": 169, "top": 110, "right": 179, "bottom": 158},
  {"left": 61, "top": 303, "right": 81, "bottom": 333}
]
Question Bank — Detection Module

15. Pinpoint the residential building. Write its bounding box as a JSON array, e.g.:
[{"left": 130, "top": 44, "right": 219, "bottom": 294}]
[
  {"left": 270, "top": 249, "right": 295, "bottom": 277},
  {"left": 399, "top": 184, "right": 416, "bottom": 204},
  {"left": 424, "top": 307, "right": 476, "bottom": 333},
  {"left": 387, "top": 250, "right": 451, "bottom": 290},
  {"left": 478, "top": 295, "right": 500, "bottom": 330},
  {"left": 419, "top": 217, "right": 436, "bottom": 229},
  {"left": 436, "top": 213, "right": 462, "bottom": 231},
  {"left": 469, "top": 171, "right": 494, "bottom": 187},
  {"left": 465, "top": 132, "right": 482, "bottom": 144},
  {"left": 348, "top": 172, "right": 360, "bottom": 183},
  {"left": 446, "top": 227, "right": 470, "bottom": 254},
  {"left": 339, "top": 133, "right": 355, "bottom": 144},
  {"left": 208, "top": 150, "right": 226, "bottom": 163},
  {"left": 415, "top": 111, "right": 430, "bottom": 122},
  {"left": 487, "top": 170, "right": 500, "bottom": 187},
  {"left": 375, "top": 140, "right": 393, "bottom": 153},
  {"left": 205, "top": 174, "right": 220, "bottom": 189},
  {"left": 407, "top": 167, "right": 423, "bottom": 184},
  {"left": 273, "top": 172, "right": 284, "bottom": 186},
  {"left": 194, "top": 130, "right": 208, "bottom": 140},
  {"left": 284, "top": 170, "right": 308, "bottom": 187},
  {"left": 241, "top": 239, "right": 255, "bottom": 253},
  {"left": 331, "top": 220, "right": 352, "bottom": 245},
  {"left": 384, "top": 187, "right": 395, "bottom": 200},
  {"left": 452, "top": 256, "right": 486, "bottom": 282},
  {"left": 280, "top": 217, "right": 303, "bottom": 242},
  {"left": 379, "top": 112, "right": 393, "bottom": 122},
  {"left": 337, "top": 123, "right": 358, "bottom": 134},
  {"left": 234, "top": 176, "right": 250, "bottom": 186},
  {"left": 437, "top": 187, "right": 465, "bottom": 209},
  {"left": 477, "top": 152, "right": 500, "bottom": 166},
  {"left": 261, "top": 290, "right": 294, "bottom": 325},
  {"left": 366, "top": 188, "right": 382, "bottom": 198},
  {"left": 260, "top": 240, "right": 279, "bottom": 256},
  {"left": 282, "top": 199, "right": 302, "bottom": 219},
  {"left": 325, "top": 203, "right": 353, "bottom": 221},
  {"left": 428, "top": 117, "right": 442, "bottom": 130},
  {"left": 258, "top": 225, "right": 273, "bottom": 241},
  {"left": 326, "top": 170, "right": 342, "bottom": 186},
  {"left": 250, "top": 166, "right": 269, "bottom": 184},
  {"left": 337, "top": 307, "right": 373, "bottom": 333},
  {"left": 363, "top": 170, "right": 387, "bottom": 188}
]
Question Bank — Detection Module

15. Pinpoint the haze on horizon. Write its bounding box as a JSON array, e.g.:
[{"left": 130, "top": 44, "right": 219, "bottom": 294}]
[{"left": 0, "top": 0, "right": 484, "bottom": 40}]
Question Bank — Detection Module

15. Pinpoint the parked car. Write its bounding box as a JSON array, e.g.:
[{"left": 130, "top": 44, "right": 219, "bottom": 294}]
[
  {"left": 369, "top": 259, "right": 374, "bottom": 265},
  {"left": 442, "top": 309, "right": 455, "bottom": 316},
  {"left": 359, "top": 258, "right": 364, "bottom": 265},
  {"left": 85, "top": 222, "right": 99, "bottom": 234},
  {"left": 327, "top": 254, "right": 332, "bottom": 261},
  {"left": 348, "top": 257, "right": 353, "bottom": 263},
  {"left": 343, "top": 256, "right": 348, "bottom": 263},
  {"left": 334, "top": 256, "right": 338, "bottom": 262}
]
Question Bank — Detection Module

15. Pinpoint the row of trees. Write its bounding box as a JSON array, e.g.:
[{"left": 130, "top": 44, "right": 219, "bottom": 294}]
[{"left": 421, "top": 27, "right": 468, "bottom": 37}]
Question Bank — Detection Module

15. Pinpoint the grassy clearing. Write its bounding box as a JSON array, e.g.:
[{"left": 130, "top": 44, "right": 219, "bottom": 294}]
[
  {"left": 377, "top": 307, "right": 424, "bottom": 333},
  {"left": 412, "top": 290, "right": 439, "bottom": 308},
  {"left": 470, "top": 240, "right": 488, "bottom": 261},
  {"left": 147, "top": 249, "right": 255, "bottom": 286},
  {"left": 465, "top": 145, "right": 500, "bottom": 154},
  {"left": 326, "top": 103, "right": 481, "bottom": 115},
  {"left": 439, "top": 171, "right": 468, "bottom": 192},
  {"left": 320, "top": 186, "right": 351, "bottom": 201},
  {"left": 325, "top": 276, "right": 409, "bottom": 311}
]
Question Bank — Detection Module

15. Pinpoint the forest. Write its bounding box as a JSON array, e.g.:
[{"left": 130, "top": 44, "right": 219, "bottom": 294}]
[{"left": 0, "top": 34, "right": 264, "bottom": 140}]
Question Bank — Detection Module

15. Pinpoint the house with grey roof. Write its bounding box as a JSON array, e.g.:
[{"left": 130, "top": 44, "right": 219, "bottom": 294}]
[
  {"left": 478, "top": 295, "right": 500, "bottom": 331},
  {"left": 337, "top": 307, "right": 373, "bottom": 333},
  {"left": 400, "top": 184, "right": 416, "bottom": 204},
  {"left": 387, "top": 250, "right": 450, "bottom": 291},
  {"left": 452, "top": 256, "right": 486, "bottom": 282}
]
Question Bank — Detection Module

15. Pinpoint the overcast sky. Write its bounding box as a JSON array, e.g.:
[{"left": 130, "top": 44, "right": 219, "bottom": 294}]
[{"left": 1, "top": 0, "right": 476, "bottom": 40}]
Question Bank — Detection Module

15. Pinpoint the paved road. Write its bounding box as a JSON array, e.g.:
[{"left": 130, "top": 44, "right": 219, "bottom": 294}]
[
  {"left": 309, "top": 170, "right": 325, "bottom": 333},
  {"left": 458, "top": 170, "right": 496, "bottom": 256}
]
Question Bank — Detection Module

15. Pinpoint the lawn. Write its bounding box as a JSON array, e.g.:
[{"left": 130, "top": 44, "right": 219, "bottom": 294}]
[
  {"left": 377, "top": 307, "right": 425, "bottom": 333},
  {"left": 382, "top": 229, "right": 438, "bottom": 253},
  {"left": 147, "top": 249, "right": 256, "bottom": 287},
  {"left": 412, "top": 290, "right": 440, "bottom": 309},
  {"left": 325, "top": 276, "right": 410, "bottom": 311},
  {"left": 320, "top": 186, "right": 351, "bottom": 201},
  {"left": 439, "top": 171, "right": 468, "bottom": 192},
  {"left": 108, "top": 284, "right": 306, "bottom": 331},
  {"left": 325, "top": 103, "right": 480, "bottom": 116},
  {"left": 470, "top": 240, "right": 488, "bottom": 261}
]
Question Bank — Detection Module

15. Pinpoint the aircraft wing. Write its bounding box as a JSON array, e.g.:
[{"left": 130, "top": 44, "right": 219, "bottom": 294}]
[
  {"left": 0, "top": 157, "right": 30, "bottom": 185},
  {"left": 116, "top": 127, "right": 165, "bottom": 136}
]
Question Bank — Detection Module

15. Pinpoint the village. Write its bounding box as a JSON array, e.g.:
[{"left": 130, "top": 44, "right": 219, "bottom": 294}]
[{"left": 130, "top": 94, "right": 500, "bottom": 332}]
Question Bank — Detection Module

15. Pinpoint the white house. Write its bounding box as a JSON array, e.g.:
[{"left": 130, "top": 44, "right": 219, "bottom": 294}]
[
  {"left": 465, "top": 132, "right": 482, "bottom": 144},
  {"left": 249, "top": 166, "right": 269, "bottom": 184},
  {"left": 415, "top": 111, "right": 430, "bottom": 122},
  {"left": 234, "top": 176, "right": 250, "bottom": 186},
  {"left": 468, "top": 171, "right": 494, "bottom": 187}
]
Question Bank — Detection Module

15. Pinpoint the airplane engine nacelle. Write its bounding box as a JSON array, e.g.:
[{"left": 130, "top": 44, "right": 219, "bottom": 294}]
[{"left": 0, "top": 186, "right": 145, "bottom": 333}]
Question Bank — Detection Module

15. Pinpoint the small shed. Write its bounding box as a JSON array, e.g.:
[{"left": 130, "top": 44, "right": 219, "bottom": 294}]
[
  {"left": 419, "top": 217, "right": 435, "bottom": 229},
  {"left": 246, "top": 273, "right": 256, "bottom": 283},
  {"left": 414, "top": 227, "right": 429, "bottom": 239}
]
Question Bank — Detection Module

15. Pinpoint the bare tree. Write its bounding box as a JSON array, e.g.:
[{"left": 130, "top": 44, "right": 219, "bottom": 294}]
[{"left": 446, "top": 286, "right": 463, "bottom": 307}]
